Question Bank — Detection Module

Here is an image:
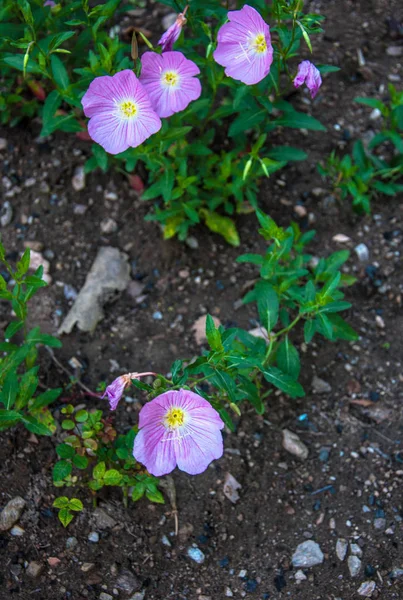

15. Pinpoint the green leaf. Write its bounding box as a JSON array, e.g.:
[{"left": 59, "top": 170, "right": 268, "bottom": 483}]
[
  {"left": 276, "top": 336, "right": 301, "bottom": 379},
  {"left": 30, "top": 388, "right": 61, "bottom": 410},
  {"left": 304, "top": 319, "right": 316, "bottom": 343},
  {"left": 3, "top": 54, "right": 44, "bottom": 74},
  {"left": 18, "top": 0, "right": 34, "bottom": 26},
  {"left": 15, "top": 367, "right": 38, "bottom": 409},
  {"left": 51, "top": 54, "right": 70, "bottom": 90},
  {"left": 26, "top": 328, "right": 62, "bottom": 348},
  {"left": 56, "top": 443, "right": 75, "bottom": 459},
  {"left": 0, "top": 409, "right": 22, "bottom": 425},
  {"left": 53, "top": 496, "right": 69, "bottom": 509},
  {"left": 58, "top": 508, "right": 73, "bottom": 527},
  {"left": 267, "top": 146, "right": 308, "bottom": 162},
  {"left": 41, "top": 90, "right": 62, "bottom": 136},
  {"left": 104, "top": 469, "right": 122, "bottom": 486},
  {"left": 53, "top": 460, "right": 72, "bottom": 482},
  {"left": 61, "top": 419, "right": 75, "bottom": 430},
  {"left": 93, "top": 461, "right": 106, "bottom": 480},
  {"left": 131, "top": 483, "right": 145, "bottom": 502},
  {"left": 229, "top": 109, "right": 266, "bottom": 137},
  {"left": 160, "top": 126, "right": 192, "bottom": 142},
  {"left": 1, "top": 372, "right": 19, "bottom": 409},
  {"left": 75, "top": 410, "right": 88, "bottom": 423},
  {"left": 205, "top": 314, "right": 223, "bottom": 352},
  {"left": 255, "top": 281, "right": 279, "bottom": 332},
  {"left": 317, "top": 64, "right": 341, "bottom": 74},
  {"left": 68, "top": 498, "right": 83, "bottom": 511},
  {"left": 354, "top": 97, "right": 386, "bottom": 113},
  {"left": 72, "top": 454, "right": 89, "bottom": 469},
  {"left": 326, "top": 314, "right": 358, "bottom": 341},
  {"left": 263, "top": 367, "right": 305, "bottom": 398},
  {"left": 218, "top": 407, "right": 235, "bottom": 432},
  {"left": 4, "top": 320, "right": 24, "bottom": 340},
  {"left": 92, "top": 144, "right": 108, "bottom": 172},
  {"left": 146, "top": 489, "right": 165, "bottom": 504},
  {"left": 16, "top": 248, "right": 30, "bottom": 278},
  {"left": 275, "top": 111, "right": 326, "bottom": 131},
  {"left": 202, "top": 211, "right": 240, "bottom": 246}
]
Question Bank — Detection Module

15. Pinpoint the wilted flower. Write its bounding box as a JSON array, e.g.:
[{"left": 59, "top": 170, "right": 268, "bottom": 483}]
[
  {"left": 133, "top": 389, "right": 224, "bottom": 476},
  {"left": 293, "top": 60, "right": 322, "bottom": 99},
  {"left": 158, "top": 8, "right": 188, "bottom": 52},
  {"left": 140, "top": 51, "right": 201, "bottom": 118},
  {"left": 103, "top": 371, "right": 156, "bottom": 410},
  {"left": 213, "top": 4, "right": 273, "bottom": 85},
  {"left": 81, "top": 70, "right": 161, "bottom": 154}
]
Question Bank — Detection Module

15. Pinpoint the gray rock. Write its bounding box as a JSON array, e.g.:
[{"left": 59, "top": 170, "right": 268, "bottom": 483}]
[
  {"left": 390, "top": 568, "right": 403, "bottom": 579},
  {"left": 336, "top": 538, "right": 348, "bottom": 561},
  {"left": 26, "top": 561, "right": 44, "bottom": 578},
  {"left": 0, "top": 497, "right": 26, "bottom": 531},
  {"left": 58, "top": 247, "right": 130, "bottom": 334},
  {"left": 161, "top": 535, "right": 171, "bottom": 547},
  {"left": 348, "top": 555, "right": 362, "bottom": 577},
  {"left": 0, "top": 201, "right": 13, "bottom": 227},
  {"left": 187, "top": 546, "right": 205, "bottom": 564},
  {"left": 66, "top": 536, "right": 78, "bottom": 550},
  {"left": 386, "top": 46, "right": 403, "bottom": 57},
  {"left": 93, "top": 508, "right": 117, "bottom": 530},
  {"left": 115, "top": 569, "right": 141, "bottom": 594},
  {"left": 282, "top": 429, "right": 309, "bottom": 460},
  {"left": 100, "top": 218, "right": 118, "bottom": 234},
  {"left": 373, "top": 517, "right": 386, "bottom": 530},
  {"left": 295, "top": 570, "right": 307, "bottom": 582},
  {"left": 10, "top": 525, "right": 24, "bottom": 536},
  {"left": 0, "top": 138, "right": 7, "bottom": 151},
  {"left": 357, "top": 581, "right": 376, "bottom": 597},
  {"left": 129, "top": 593, "right": 145, "bottom": 600},
  {"left": 88, "top": 531, "right": 99, "bottom": 543},
  {"left": 99, "top": 594, "right": 113, "bottom": 600},
  {"left": 185, "top": 236, "right": 199, "bottom": 250},
  {"left": 354, "top": 243, "right": 369, "bottom": 262},
  {"left": 72, "top": 166, "right": 86, "bottom": 191},
  {"left": 291, "top": 541, "right": 324, "bottom": 568},
  {"left": 350, "top": 543, "right": 363, "bottom": 557},
  {"left": 312, "top": 375, "right": 332, "bottom": 394}
]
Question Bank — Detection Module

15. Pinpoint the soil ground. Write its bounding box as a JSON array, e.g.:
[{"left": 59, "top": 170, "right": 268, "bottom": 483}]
[{"left": 1, "top": 0, "right": 403, "bottom": 599}]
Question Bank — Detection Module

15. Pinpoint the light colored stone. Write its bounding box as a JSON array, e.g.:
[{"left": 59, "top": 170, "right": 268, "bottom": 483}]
[
  {"left": 312, "top": 375, "right": 332, "bottom": 394},
  {"left": 223, "top": 473, "right": 242, "bottom": 504},
  {"left": 0, "top": 497, "right": 26, "bottom": 531},
  {"left": 336, "top": 538, "right": 348, "bottom": 561},
  {"left": 348, "top": 555, "right": 362, "bottom": 577},
  {"left": 93, "top": 508, "right": 117, "bottom": 530},
  {"left": 350, "top": 543, "right": 363, "bottom": 557},
  {"left": 357, "top": 581, "right": 376, "bottom": 597},
  {"left": 100, "top": 218, "right": 118, "bottom": 234},
  {"left": 282, "top": 430, "right": 309, "bottom": 460},
  {"left": 292, "top": 540, "right": 324, "bottom": 568},
  {"left": 72, "top": 166, "right": 86, "bottom": 191},
  {"left": 26, "top": 561, "right": 44, "bottom": 578},
  {"left": 0, "top": 201, "right": 13, "bottom": 227}
]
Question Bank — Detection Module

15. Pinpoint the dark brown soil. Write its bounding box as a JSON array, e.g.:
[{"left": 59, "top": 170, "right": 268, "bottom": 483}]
[{"left": 1, "top": 1, "right": 403, "bottom": 599}]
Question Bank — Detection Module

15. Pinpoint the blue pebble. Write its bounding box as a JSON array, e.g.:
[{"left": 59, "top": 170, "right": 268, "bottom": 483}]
[
  {"left": 187, "top": 546, "right": 205, "bottom": 564},
  {"left": 219, "top": 557, "right": 229, "bottom": 567},
  {"left": 152, "top": 311, "right": 163, "bottom": 320},
  {"left": 245, "top": 579, "right": 258, "bottom": 592}
]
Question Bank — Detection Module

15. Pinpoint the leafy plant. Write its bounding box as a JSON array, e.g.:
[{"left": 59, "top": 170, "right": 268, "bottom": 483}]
[
  {"left": 0, "top": 0, "right": 335, "bottom": 243},
  {"left": 0, "top": 242, "right": 62, "bottom": 434},
  {"left": 319, "top": 84, "right": 403, "bottom": 213},
  {"left": 52, "top": 403, "right": 163, "bottom": 525},
  {"left": 53, "top": 496, "right": 83, "bottom": 527}
]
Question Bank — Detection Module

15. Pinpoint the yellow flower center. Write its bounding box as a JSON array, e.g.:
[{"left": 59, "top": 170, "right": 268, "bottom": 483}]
[
  {"left": 253, "top": 33, "right": 267, "bottom": 54},
  {"left": 119, "top": 100, "right": 137, "bottom": 118},
  {"left": 162, "top": 71, "right": 179, "bottom": 87},
  {"left": 164, "top": 406, "right": 185, "bottom": 429}
]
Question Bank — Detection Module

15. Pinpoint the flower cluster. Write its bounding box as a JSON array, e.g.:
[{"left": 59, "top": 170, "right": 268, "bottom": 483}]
[{"left": 82, "top": 4, "right": 322, "bottom": 155}]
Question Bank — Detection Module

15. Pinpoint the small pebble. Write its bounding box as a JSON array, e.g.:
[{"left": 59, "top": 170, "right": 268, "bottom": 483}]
[
  {"left": 0, "top": 138, "right": 7, "bottom": 151},
  {"left": 357, "top": 581, "right": 376, "bottom": 597},
  {"left": 355, "top": 243, "right": 369, "bottom": 262},
  {"left": 350, "top": 543, "right": 363, "bottom": 557},
  {"left": 282, "top": 429, "right": 309, "bottom": 460},
  {"left": 72, "top": 166, "right": 86, "bottom": 191},
  {"left": 88, "top": 531, "right": 100, "bottom": 543},
  {"left": 225, "top": 588, "right": 234, "bottom": 597},
  {"left": 10, "top": 525, "right": 25, "bottom": 536},
  {"left": 336, "top": 539, "right": 348, "bottom": 561},
  {"left": 100, "top": 218, "right": 118, "bottom": 234},
  {"left": 373, "top": 517, "right": 386, "bottom": 530},
  {"left": 185, "top": 236, "right": 199, "bottom": 249},
  {"left": 295, "top": 570, "right": 307, "bottom": 582},
  {"left": 187, "top": 546, "right": 205, "bottom": 564},
  {"left": 312, "top": 375, "right": 332, "bottom": 393},
  {"left": 99, "top": 594, "right": 113, "bottom": 600},
  {"left": 161, "top": 535, "right": 171, "bottom": 547},
  {"left": 0, "top": 497, "right": 26, "bottom": 531},
  {"left": 26, "top": 561, "right": 44, "bottom": 578},
  {"left": 81, "top": 562, "right": 95, "bottom": 572},
  {"left": 152, "top": 311, "right": 163, "bottom": 320},
  {"left": 292, "top": 540, "right": 324, "bottom": 568},
  {"left": 238, "top": 569, "right": 247, "bottom": 578},
  {"left": 348, "top": 555, "right": 362, "bottom": 577},
  {"left": 0, "top": 201, "right": 13, "bottom": 227},
  {"left": 66, "top": 536, "right": 78, "bottom": 550}
]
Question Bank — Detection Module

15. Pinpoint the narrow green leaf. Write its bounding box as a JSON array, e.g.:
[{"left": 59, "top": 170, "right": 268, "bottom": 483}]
[{"left": 263, "top": 367, "right": 305, "bottom": 398}]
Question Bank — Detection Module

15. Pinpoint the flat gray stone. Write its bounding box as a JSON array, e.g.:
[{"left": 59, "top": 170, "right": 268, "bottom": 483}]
[
  {"left": 357, "top": 581, "right": 376, "bottom": 597},
  {"left": 0, "top": 497, "right": 26, "bottom": 531},
  {"left": 348, "top": 555, "right": 362, "bottom": 577},
  {"left": 336, "top": 538, "right": 348, "bottom": 561}
]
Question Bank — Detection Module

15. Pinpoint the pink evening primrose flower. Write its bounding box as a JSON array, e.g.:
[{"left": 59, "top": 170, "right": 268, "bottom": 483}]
[
  {"left": 158, "top": 8, "right": 188, "bottom": 52},
  {"left": 44, "top": 0, "right": 56, "bottom": 6},
  {"left": 81, "top": 70, "right": 161, "bottom": 155},
  {"left": 103, "top": 371, "right": 157, "bottom": 410},
  {"left": 213, "top": 4, "right": 273, "bottom": 86},
  {"left": 133, "top": 389, "right": 224, "bottom": 476},
  {"left": 140, "top": 51, "right": 201, "bottom": 119},
  {"left": 293, "top": 60, "right": 322, "bottom": 99}
]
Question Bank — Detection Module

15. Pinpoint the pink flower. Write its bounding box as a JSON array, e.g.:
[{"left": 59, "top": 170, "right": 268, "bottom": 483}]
[
  {"left": 102, "top": 374, "right": 132, "bottom": 410},
  {"left": 158, "top": 10, "right": 188, "bottom": 52},
  {"left": 140, "top": 51, "right": 201, "bottom": 118},
  {"left": 133, "top": 389, "right": 224, "bottom": 476},
  {"left": 213, "top": 4, "right": 273, "bottom": 85},
  {"left": 103, "top": 371, "right": 157, "bottom": 410},
  {"left": 293, "top": 60, "right": 322, "bottom": 99},
  {"left": 44, "top": 0, "right": 56, "bottom": 6},
  {"left": 81, "top": 70, "right": 161, "bottom": 155}
]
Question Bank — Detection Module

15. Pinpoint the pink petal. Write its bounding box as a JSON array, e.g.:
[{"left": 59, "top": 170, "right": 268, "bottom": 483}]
[
  {"left": 174, "top": 422, "right": 223, "bottom": 475},
  {"left": 133, "top": 425, "right": 176, "bottom": 476}
]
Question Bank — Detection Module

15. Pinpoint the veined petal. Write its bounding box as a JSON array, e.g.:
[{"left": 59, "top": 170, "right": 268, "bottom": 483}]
[{"left": 133, "top": 425, "right": 176, "bottom": 476}]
